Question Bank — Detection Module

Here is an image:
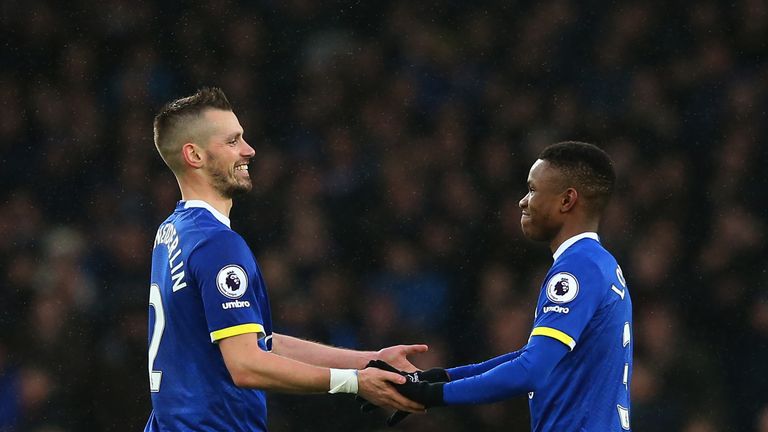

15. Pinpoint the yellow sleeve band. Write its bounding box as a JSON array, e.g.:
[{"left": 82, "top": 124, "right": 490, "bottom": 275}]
[
  {"left": 210, "top": 323, "right": 265, "bottom": 343},
  {"left": 530, "top": 326, "right": 576, "bottom": 350}
]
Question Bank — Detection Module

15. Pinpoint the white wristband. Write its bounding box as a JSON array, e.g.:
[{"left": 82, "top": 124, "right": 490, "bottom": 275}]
[{"left": 328, "top": 368, "right": 359, "bottom": 394}]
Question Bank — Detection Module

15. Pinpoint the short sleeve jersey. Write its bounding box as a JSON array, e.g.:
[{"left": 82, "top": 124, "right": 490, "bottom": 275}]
[
  {"left": 528, "top": 233, "right": 633, "bottom": 431},
  {"left": 144, "top": 200, "right": 273, "bottom": 432}
]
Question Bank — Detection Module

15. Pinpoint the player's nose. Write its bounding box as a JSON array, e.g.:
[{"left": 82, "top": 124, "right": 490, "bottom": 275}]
[{"left": 241, "top": 139, "right": 256, "bottom": 158}]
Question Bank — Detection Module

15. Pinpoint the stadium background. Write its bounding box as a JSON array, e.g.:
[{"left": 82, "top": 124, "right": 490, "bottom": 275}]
[{"left": 1, "top": 1, "right": 767, "bottom": 431}]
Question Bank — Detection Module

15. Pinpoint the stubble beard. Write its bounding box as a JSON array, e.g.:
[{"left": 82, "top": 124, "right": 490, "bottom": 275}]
[{"left": 207, "top": 164, "right": 252, "bottom": 199}]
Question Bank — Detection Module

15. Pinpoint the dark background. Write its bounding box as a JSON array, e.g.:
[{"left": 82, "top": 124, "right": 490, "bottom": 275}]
[{"left": 1, "top": 1, "right": 767, "bottom": 431}]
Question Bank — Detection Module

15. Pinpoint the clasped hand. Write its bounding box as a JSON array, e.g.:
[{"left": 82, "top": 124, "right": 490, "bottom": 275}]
[{"left": 359, "top": 360, "right": 449, "bottom": 426}]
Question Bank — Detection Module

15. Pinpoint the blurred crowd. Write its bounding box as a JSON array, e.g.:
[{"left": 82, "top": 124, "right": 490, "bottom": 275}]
[{"left": 1, "top": 0, "right": 767, "bottom": 431}]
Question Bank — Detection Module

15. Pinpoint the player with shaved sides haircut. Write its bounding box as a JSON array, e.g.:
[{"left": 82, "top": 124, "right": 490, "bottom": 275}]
[{"left": 144, "top": 87, "right": 427, "bottom": 432}]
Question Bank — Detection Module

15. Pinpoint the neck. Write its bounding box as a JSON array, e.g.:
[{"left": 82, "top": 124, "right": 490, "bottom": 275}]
[
  {"left": 549, "top": 219, "right": 599, "bottom": 254},
  {"left": 177, "top": 176, "right": 232, "bottom": 218}
]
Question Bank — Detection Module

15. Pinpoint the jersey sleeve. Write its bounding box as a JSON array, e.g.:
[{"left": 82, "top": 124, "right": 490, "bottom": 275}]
[
  {"left": 446, "top": 349, "right": 524, "bottom": 380},
  {"left": 188, "top": 229, "right": 266, "bottom": 343},
  {"left": 530, "top": 258, "right": 606, "bottom": 351},
  {"left": 443, "top": 336, "right": 569, "bottom": 405}
]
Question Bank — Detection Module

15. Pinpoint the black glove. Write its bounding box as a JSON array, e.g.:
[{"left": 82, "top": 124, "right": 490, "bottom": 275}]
[
  {"left": 356, "top": 360, "right": 403, "bottom": 412},
  {"left": 395, "top": 374, "right": 445, "bottom": 408},
  {"left": 358, "top": 360, "right": 450, "bottom": 426},
  {"left": 385, "top": 368, "right": 449, "bottom": 426},
  {"left": 405, "top": 368, "right": 450, "bottom": 383}
]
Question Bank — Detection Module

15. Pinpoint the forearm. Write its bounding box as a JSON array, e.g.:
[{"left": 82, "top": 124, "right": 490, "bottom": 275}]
[
  {"left": 443, "top": 337, "right": 569, "bottom": 405},
  {"left": 219, "top": 333, "right": 421, "bottom": 412},
  {"left": 272, "top": 333, "right": 375, "bottom": 369},
  {"left": 446, "top": 349, "right": 524, "bottom": 380},
  {"left": 221, "top": 335, "right": 333, "bottom": 393}
]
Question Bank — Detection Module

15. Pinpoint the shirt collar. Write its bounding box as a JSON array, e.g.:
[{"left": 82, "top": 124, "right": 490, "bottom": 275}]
[
  {"left": 182, "top": 200, "right": 231, "bottom": 228},
  {"left": 552, "top": 232, "right": 600, "bottom": 261}
]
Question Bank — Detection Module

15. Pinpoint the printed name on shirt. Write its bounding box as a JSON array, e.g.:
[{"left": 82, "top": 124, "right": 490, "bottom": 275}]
[
  {"left": 154, "top": 223, "right": 187, "bottom": 291},
  {"left": 616, "top": 265, "right": 627, "bottom": 287}
]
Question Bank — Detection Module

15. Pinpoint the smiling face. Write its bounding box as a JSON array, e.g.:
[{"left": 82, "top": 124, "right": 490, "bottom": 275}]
[
  {"left": 201, "top": 109, "right": 255, "bottom": 198},
  {"left": 518, "top": 159, "right": 567, "bottom": 242}
]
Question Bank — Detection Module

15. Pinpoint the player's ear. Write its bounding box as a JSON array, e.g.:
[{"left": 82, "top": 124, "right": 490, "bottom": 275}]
[
  {"left": 560, "top": 188, "right": 578, "bottom": 212},
  {"left": 182, "top": 143, "right": 205, "bottom": 169}
]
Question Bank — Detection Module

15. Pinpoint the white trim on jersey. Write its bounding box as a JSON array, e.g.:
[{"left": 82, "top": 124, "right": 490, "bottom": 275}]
[
  {"left": 184, "top": 200, "right": 231, "bottom": 228},
  {"left": 552, "top": 232, "right": 600, "bottom": 261}
]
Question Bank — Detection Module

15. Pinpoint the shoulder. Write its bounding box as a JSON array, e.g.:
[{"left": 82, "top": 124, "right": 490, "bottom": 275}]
[
  {"left": 177, "top": 208, "right": 241, "bottom": 244},
  {"left": 186, "top": 228, "right": 256, "bottom": 284},
  {"left": 557, "top": 240, "right": 616, "bottom": 272},
  {"left": 183, "top": 216, "right": 250, "bottom": 264},
  {"left": 194, "top": 228, "right": 249, "bottom": 254},
  {"left": 547, "top": 242, "right": 616, "bottom": 299}
]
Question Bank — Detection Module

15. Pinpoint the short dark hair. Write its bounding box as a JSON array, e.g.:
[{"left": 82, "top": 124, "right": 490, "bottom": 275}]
[
  {"left": 153, "top": 87, "right": 232, "bottom": 171},
  {"left": 539, "top": 141, "right": 616, "bottom": 213}
]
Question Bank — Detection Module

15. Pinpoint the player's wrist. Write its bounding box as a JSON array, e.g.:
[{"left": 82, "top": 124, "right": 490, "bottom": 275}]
[
  {"left": 401, "top": 380, "right": 445, "bottom": 407},
  {"left": 427, "top": 382, "right": 446, "bottom": 407},
  {"left": 328, "top": 368, "right": 359, "bottom": 394},
  {"left": 419, "top": 367, "right": 450, "bottom": 383},
  {"left": 361, "top": 350, "right": 379, "bottom": 368}
]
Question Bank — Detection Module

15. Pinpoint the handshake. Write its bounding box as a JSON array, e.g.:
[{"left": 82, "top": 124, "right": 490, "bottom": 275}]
[{"left": 358, "top": 360, "right": 449, "bottom": 427}]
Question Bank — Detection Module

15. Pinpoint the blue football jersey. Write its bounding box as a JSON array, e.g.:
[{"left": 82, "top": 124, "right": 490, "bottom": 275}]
[
  {"left": 528, "top": 233, "right": 632, "bottom": 431},
  {"left": 144, "top": 200, "right": 273, "bottom": 432}
]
